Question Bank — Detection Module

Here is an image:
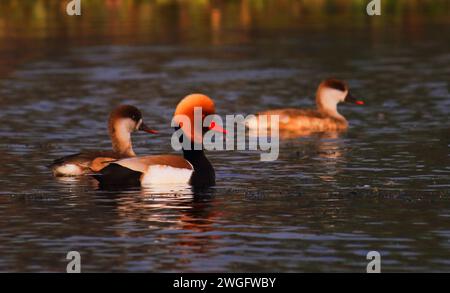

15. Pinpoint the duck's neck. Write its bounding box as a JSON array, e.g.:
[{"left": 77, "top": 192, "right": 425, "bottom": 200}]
[
  {"left": 316, "top": 92, "right": 346, "bottom": 122},
  {"left": 182, "top": 144, "right": 215, "bottom": 187},
  {"left": 109, "top": 122, "right": 136, "bottom": 157}
]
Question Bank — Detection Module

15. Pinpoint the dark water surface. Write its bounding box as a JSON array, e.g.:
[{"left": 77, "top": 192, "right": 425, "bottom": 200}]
[{"left": 0, "top": 2, "right": 449, "bottom": 272}]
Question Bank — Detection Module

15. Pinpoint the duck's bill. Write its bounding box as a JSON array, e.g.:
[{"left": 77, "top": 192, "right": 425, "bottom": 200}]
[
  {"left": 345, "top": 92, "right": 364, "bottom": 105},
  {"left": 208, "top": 121, "right": 227, "bottom": 134},
  {"left": 139, "top": 123, "right": 158, "bottom": 134}
]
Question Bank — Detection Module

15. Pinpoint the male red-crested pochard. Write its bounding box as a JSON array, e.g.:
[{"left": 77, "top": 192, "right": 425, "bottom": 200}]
[
  {"left": 248, "top": 79, "right": 364, "bottom": 133},
  {"left": 50, "top": 105, "right": 157, "bottom": 176},
  {"left": 93, "top": 94, "right": 225, "bottom": 188}
]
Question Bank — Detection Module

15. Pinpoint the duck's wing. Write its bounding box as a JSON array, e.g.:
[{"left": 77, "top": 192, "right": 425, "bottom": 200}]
[
  {"left": 92, "top": 155, "right": 193, "bottom": 187},
  {"left": 259, "top": 108, "right": 347, "bottom": 132},
  {"left": 50, "top": 151, "right": 122, "bottom": 176},
  {"left": 258, "top": 108, "right": 324, "bottom": 122},
  {"left": 112, "top": 155, "right": 192, "bottom": 172},
  {"left": 50, "top": 151, "right": 120, "bottom": 167}
]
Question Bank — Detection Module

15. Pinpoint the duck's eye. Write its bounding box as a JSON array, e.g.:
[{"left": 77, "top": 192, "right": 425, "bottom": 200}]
[{"left": 208, "top": 120, "right": 227, "bottom": 133}]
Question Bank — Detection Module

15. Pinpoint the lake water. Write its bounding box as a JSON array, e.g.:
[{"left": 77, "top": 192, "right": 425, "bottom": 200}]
[{"left": 0, "top": 1, "right": 449, "bottom": 272}]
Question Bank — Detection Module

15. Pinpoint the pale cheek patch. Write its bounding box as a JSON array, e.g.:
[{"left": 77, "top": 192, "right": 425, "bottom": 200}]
[
  {"left": 141, "top": 165, "right": 193, "bottom": 185},
  {"left": 321, "top": 88, "right": 346, "bottom": 107},
  {"left": 116, "top": 118, "right": 137, "bottom": 133},
  {"left": 136, "top": 119, "right": 142, "bottom": 131}
]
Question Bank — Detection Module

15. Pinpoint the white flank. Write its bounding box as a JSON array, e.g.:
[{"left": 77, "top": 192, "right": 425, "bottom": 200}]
[
  {"left": 141, "top": 165, "right": 193, "bottom": 185},
  {"left": 54, "top": 164, "right": 84, "bottom": 176}
]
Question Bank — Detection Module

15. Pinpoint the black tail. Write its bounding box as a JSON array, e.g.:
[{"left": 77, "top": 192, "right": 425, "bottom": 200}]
[{"left": 91, "top": 163, "right": 142, "bottom": 188}]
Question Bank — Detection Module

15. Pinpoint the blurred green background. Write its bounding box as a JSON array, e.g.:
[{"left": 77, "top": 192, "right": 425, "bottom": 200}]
[
  {"left": 0, "top": 0, "right": 448, "bottom": 41},
  {"left": 0, "top": 0, "right": 448, "bottom": 75}
]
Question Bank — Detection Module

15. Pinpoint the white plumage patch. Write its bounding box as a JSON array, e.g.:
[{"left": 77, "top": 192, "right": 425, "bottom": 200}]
[
  {"left": 53, "top": 164, "right": 84, "bottom": 176},
  {"left": 141, "top": 165, "right": 193, "bottom": 185}
]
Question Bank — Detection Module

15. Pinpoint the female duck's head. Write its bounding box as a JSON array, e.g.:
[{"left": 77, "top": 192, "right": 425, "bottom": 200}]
[
  {"left": 108, "top": 105, "right": 157, "bottom": 155},
  {"left": 316, "top": 79, "right": 364, "bottom": 118}
]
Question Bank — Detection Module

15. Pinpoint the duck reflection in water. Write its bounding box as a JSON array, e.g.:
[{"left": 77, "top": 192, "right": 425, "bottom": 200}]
[
  {"left": 280, "top": 131, "right": 347, "bottom": 184},
  {"left": 93, "top": 186, "right": 224, "bottom": 256}
]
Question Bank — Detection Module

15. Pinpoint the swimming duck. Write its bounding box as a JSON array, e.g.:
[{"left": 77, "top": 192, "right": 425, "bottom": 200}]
[
  {"left": 247, "top": 79, "right": 364, "bottom": 133},
  {"left": 50, "top": 105, "right": 157, "bottom": 176},
  {"left": 93, "top": 94, "right": 224, "bottom": 188}
]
